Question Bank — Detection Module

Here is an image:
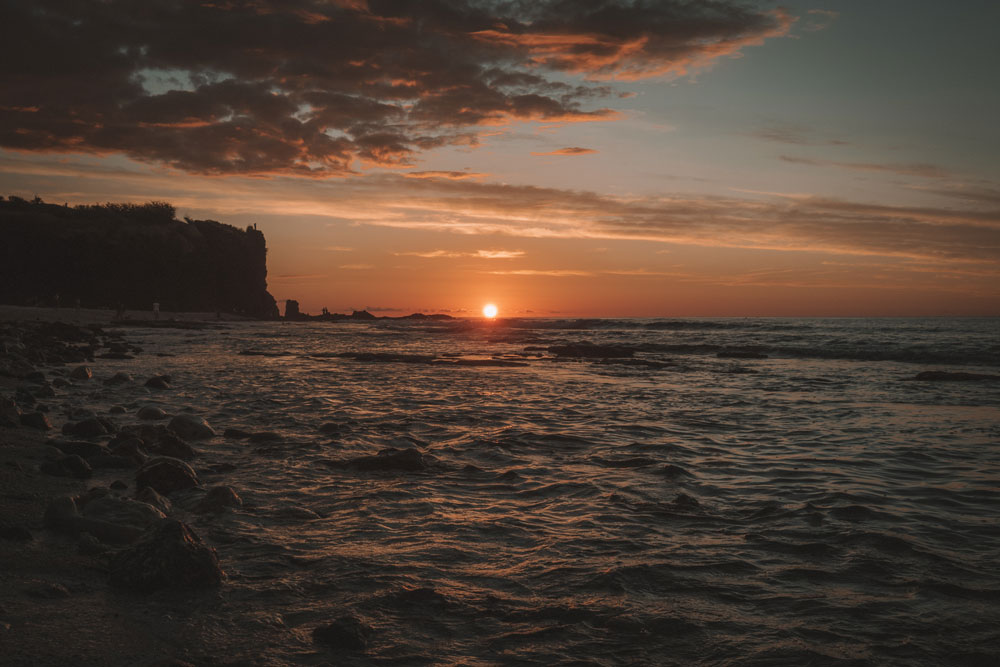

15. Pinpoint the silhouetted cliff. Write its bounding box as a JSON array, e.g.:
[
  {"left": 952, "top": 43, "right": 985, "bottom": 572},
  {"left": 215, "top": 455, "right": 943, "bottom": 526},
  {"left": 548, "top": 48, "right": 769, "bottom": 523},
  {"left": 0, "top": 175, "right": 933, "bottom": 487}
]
[{"left": 0, "top": 197, "right": 278, "bottom": 318}]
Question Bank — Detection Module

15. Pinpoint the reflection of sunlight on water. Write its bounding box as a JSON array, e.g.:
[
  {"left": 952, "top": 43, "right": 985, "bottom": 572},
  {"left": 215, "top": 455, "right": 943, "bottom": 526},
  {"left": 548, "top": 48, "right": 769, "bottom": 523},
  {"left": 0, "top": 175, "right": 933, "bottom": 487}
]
[{"left": 80, "top": 318, "right": 1000, "bottom": 664}]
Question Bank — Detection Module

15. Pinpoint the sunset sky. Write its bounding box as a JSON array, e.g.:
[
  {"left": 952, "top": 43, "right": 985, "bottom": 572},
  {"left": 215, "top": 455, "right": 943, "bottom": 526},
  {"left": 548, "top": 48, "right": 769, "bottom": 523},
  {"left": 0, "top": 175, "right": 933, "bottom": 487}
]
[{"left": 2, "top": 0, "right": 998, "bottom": 316}]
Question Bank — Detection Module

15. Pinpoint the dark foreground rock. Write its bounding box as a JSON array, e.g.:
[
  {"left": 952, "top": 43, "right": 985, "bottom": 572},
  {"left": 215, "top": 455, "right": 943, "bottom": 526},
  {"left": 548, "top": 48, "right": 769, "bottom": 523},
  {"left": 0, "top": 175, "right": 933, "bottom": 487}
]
[
  {"left": 136, "top": 457, "right": 200, "bottom": 495},
  {"left": 168, "top": 414, "right": 216, "bottom": 440},
  {"left": 195, "top": 486, "right": 243, "bottom": 513},
  {"left": 312, "top": 616, "right": 372, "bottom": 651},
  {"left": 109, "top": 520, "right": 224, "bottom": 593},
  {"left": 324, "top": 447, "right": 430, "bottom": 472},
  {"left": 912, "top": 370, "right": 1000, "bottom": 382}
]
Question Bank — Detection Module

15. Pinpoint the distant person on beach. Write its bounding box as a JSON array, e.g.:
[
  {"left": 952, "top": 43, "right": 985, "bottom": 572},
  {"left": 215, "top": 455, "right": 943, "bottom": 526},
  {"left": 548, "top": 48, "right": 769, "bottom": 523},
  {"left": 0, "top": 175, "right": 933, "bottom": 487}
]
[
  {"left": 153, "top": 302, "right": 160, "bottom": 320},
  {"left": 115, "top": 302, "right": 125, "bottom": 320}
]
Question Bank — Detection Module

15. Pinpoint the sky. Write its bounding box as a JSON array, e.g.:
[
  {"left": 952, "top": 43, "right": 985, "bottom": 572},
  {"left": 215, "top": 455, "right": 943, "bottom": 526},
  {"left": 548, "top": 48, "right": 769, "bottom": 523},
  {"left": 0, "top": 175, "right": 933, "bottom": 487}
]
[{"left": 1, "top": 0, "right": 998, "bottom": 317}]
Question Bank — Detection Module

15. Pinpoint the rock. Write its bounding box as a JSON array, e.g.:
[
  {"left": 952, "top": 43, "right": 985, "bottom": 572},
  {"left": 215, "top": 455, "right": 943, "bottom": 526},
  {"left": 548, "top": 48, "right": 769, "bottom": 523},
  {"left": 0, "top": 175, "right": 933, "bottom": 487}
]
[
  {"left": 69, "top": 365, "right": 93, "bottom": 381},
  {"left": 78, "top": 533, "right": 108, "bottom": 556},
  {"left": 25, "top": 582, "right": 72, "bottom": 599},
  {"left": 312, "top": 616, "right": 371, "bottom": 651},
  {"left": 247, "top": 431, "right": 281, "bottom": 443},
  {"left": 326, "top": 447, "right": 429, "bottom": 472},
  {"left": 547, "top": 343, "right": 635, "bottom": 358},
  {"left": 137, "top": 405, "right": 168, "bottom": 420},
  {"left": 52, "top": 377, "right": 70, "bottom": 388},
  {"left": 44, "top": 496, "right": 79, "bottom": 531},
  {"left": 912, "top": 370, "right": 1000, "bottom": 382},
  {"left": 49, "top": 440, "right": 111, "bottom": 459},
  {"left": 0, "top": 357, "right": 36, "bottom": 378},
  {"left": 109, "top": 437, "right": 149, "bottom": 465},
  {"left": 223, "top": 428, "right": 252, "bottom": 439},
  {"left": 40, "top": 455, "right": 92, "bottom": 479},
  {"left": 109, "top": 405, "right": 127, "bottom": 414},
  {"left": 148, "top": 433, "right": 197, "bottom": 460},
  {"left": 19, "top": 412, "right": 51, "bottom": 430},
  {"left": 109, "top": 520, "right": 224, "bottom": 593},
  {"left": 144, "top": 375, "right": 172, "bottom": 390},
  {"left": 29, "top": 384, "right": 56, "bottom": 398},
  {"left": 103, "top": 371, "right": 133, "bottom": 385},
  {"left": 61, "top": 418, "right": 108, "bottom": 438},
  {"left": 89, "top": 454, "right": 139, "bottom": 469},
  {"left": 0, "top": 526, "right": 33, "bottom": 541},
  {"left": 195, "top": 486, "right": 243, "bottom": 513},
  {"left": 168, "top": 414, "right": 216, "bottom": 440},
  {"left": 717, "top": 350, "right": 768, "bottom": 359},
  {"left": 82, "top": 496, "right": 166, "bottom": 535},
  {"left": 110, "top": 480, "right": 128, "bottom": 490},
  {"left": 136, "top": 457, "right": 200, "bottom": 495},
  {"left": 0, "top": 397, "right": 21, "bottom": 427},
  {"left": 24, "top": 370, "right": 47, "bottom": 383},
  {"left": 137, "top": 487, "right": 172, "bottom": 514}
]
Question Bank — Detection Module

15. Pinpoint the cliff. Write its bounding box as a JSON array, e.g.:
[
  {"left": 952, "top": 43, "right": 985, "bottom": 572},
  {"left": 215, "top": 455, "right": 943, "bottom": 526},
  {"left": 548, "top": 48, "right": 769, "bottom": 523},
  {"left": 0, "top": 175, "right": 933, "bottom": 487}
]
[{"left": 0, "top": 197, "right": 278, "bottom": 319}]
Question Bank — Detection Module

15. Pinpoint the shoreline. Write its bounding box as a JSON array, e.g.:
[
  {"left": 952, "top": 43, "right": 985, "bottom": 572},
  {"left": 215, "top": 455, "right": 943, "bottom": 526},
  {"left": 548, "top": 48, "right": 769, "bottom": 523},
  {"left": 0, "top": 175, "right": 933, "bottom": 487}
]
[{"left": 0, "top": 317, "right": 239, "bottom": 665}]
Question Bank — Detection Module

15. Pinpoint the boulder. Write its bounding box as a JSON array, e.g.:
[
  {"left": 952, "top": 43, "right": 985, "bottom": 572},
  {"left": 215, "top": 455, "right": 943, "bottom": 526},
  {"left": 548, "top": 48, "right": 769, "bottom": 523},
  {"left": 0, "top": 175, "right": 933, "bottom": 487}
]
[
  {"left": 69, "top": 365, "right": 93, "bottom": 381},
  {"left": 325, "top": 447, "right": 429, "bottom": 472},
  {"left": 109, "top": 437, "right": 149, "bottom": 465},
  {"left": 44, "top": 496, "right": 79, "bottom": 531},
  {"left": 109, "top": 405, "right": 127, "bottom": 414},
  {"left": 89, "top": 454, "right": 139, "bottom": 469},
  {"left": 50, "top": 440, "right": 111, "bottom": 459},
  {"left": 312, "top": 616, "right": 371, "bottom": 651},
  {"left": 168, "top": 414, "right": 216, "bottom": 440},
  {"left": 912, "top": 370, "right": 1000, "bottom": 382},
  {"left": 82, "top": 496, "right": 166, "bottom": 535},
  {"left": 0, "top": 397, "right": 20, "bottom": 427},
  {"left": 108, "top": 520, "right": 224, "bottom": 593},
  {"left": 103, "top": 371, "right": 133, "bottom": 386},
  {"left": 137, "top": 487, "right": 173, "bottom": 514},
  {"left": 62, "top": 418, "right": 109, "bottom": 438},
  {"left": 137, "top": 405, "right": 168, "bottom": 421},
  {"left": 223, "top": 428, "right": 252, "bottom": 439},
  {"left": 547, "top": 343, "right": 635, "bottom": 358},
  {"left": 40, "top": 455, "right": 92, "bottom": 479},
  {"left": 19, "top": 412, "right": 52, "bottom": 430},
  {"left": 195, "top": 486, "right": 243, "bottom": 513},
  {"left": 148, "top": 433, "right": 197, "bottom": 460},
  {"left": 135, "top": 457, "right": 200, "bottom": 495},
  {"left": 144, "top": 375, "right": 172, "bottom": 390}
]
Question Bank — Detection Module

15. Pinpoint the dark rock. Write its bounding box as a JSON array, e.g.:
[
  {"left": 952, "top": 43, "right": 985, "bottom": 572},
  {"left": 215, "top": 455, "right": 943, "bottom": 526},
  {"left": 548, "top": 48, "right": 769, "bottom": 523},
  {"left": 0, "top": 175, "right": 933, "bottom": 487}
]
[
  {"left": 548, "top": 343, "right": 635, "bottom": 358},
  {"left": 40, "top": 455, "right": 92, "bottom": 479},
  {"left": 97, "top": 352, "right": 134, "bottom": 360},
  {"left": 196, "top": 486, "right": 243, "bottom": 513},
  {"left": 82, "top": 496, "right": 166, "bottom": 536},
  {"left": 103, "top": 371, "right": 133, "bottom": 385},
  {"left": 109, "top": 520, "right": 224, "bottom": 593},
  {"left": 0, "top": 397, "right": 21, "bottom": 427},
  {"left": 341, "top": 352, "right": 436, "bottom": 364},
  {"left": 717, "top": 350, "right": 768, "bottom": 359},
  {"left": 49, "top": 440, "right": 110, "bottom": 459},
  {"left": 247, "top": 431, "right": 281, "bottom": 443},
  {"left": 137, "top": 405, "right": 168, "bottom": 420},
  {"left": 89, "top": 454, "right": 139, "bottom": 469},
  {"left": 0, "top": 526, "right": 33, "bottom": 541},
  {"left": 78, "top": 533, "right": 108, "bottom": 556},
  {"left": 19, "top": 412, "right": 52, "bottom": 430},
  {"left": 435, "top": 358, "right": 529, "bottom": 367},
  {"left": 61, "top": 418, "right": 108, "bottom": 438},
  {"left": 44, "top": 496, "right": 79, "bottom": 531},
  {"left": 136, "top": 457, "right": 200, "bottom": 495},
  {"left": 145, "top": 375, "right": 172, "bottom": 390},
  {"left": 109, "top": 405, "right": 127, "bottom": 414},
  {"left": 25, "top": 583, "right": 72, "bottom": 599},
  {"left": 51, "top": 377, "right": 70, "bottom": 388},
  {"left": 912, "top": 370, "right": 1000, "bottom": 382},
  {"left": 312, "top": 616, "right": 371, "bottom": 651},
  {"left": 110, "top": 480, "right": 128, "bottom": 490},
  {"left": 109, "top": 437, "right": 149, "bottom": 465},
  {"left": 326, "top": 447, "right": 429, "bottom": 472},
  {"left": 148, "top": 433, "right": 197, "bottom": 460},
  {"left": 168, "top": 414, "right": 216, "bottom": 440},
  {"left": 29, "top": 384, "right": 57, "bottom": 398},
  {"left": 223, "top": 428, "right": 252, "bottom": 439},
  {"left": 137, "top": 487, "right": 172, "bottom": 514},
  {"left": 69, "top": 365, "right": 93, "bottom": 381},
  {"left": 24, "top": 370, "right": 47, "bottom": 383}
]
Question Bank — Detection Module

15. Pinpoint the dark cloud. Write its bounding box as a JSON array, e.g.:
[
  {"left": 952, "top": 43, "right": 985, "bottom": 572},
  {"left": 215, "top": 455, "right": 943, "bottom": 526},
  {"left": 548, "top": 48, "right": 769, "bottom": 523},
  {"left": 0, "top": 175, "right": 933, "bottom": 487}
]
[
  {"left": 531, "top": 147, "right": 598, "bottom": 156},
  {"left": 779, "top": 155, "right": 951, "bottom": 179},
  {"left": 753, "top": 124, "right": 849, "bottom": 146},
  {"left": 0, "top": 0, "right": 790, "bottom": 175}
]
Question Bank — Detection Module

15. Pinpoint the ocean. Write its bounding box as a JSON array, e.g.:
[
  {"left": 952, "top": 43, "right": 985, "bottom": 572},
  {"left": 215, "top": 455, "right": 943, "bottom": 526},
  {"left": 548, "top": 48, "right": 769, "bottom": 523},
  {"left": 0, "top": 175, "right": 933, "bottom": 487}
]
[{"left": 72, "top": 317, "right": 1000, "bottom": 665}]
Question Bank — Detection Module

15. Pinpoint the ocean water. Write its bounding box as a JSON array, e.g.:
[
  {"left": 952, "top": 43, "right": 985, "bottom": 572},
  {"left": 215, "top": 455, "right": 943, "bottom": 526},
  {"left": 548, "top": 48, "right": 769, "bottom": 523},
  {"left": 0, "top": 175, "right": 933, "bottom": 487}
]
[{"left": 73, "top": 318, "right": 1000, "bottom": 665}]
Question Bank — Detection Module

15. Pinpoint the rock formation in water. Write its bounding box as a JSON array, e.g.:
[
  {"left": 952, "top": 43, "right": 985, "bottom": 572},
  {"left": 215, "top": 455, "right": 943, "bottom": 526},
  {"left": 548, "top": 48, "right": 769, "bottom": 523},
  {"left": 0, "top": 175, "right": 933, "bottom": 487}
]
[{"left": 0, "top": 196, "right": 278, "bottom": 318}]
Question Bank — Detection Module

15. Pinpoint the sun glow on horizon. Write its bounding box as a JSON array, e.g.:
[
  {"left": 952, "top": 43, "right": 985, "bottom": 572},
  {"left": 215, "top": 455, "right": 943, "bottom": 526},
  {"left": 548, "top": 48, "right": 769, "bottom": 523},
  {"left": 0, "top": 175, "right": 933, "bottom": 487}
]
[{"left": 482, "top": 303, "right": 499, "bottom": 318}]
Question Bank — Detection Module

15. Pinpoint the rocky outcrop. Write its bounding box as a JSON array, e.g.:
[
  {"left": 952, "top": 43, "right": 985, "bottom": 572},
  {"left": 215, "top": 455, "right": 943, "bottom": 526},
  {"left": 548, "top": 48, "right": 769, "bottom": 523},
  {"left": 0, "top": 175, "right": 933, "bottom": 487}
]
[
  {"left": 108, "top": 519, "right": 224, "bottom": 593},
  {"left": 0, "top": 197, "right": 278, "bottom": 318}
]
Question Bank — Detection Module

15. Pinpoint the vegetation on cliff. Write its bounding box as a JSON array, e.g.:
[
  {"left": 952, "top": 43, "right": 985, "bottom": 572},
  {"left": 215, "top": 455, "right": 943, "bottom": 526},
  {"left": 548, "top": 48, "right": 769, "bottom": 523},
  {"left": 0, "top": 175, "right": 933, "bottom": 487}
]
[{"left": 0, "top": 196, "right": 278, "bottom": 318}]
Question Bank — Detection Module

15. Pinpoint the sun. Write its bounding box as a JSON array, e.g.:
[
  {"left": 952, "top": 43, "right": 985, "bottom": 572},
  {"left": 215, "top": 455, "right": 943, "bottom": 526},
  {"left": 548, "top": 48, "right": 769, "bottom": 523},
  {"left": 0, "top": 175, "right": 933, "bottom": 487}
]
[{"left": 482, "top": 303, "right": 498, "bottom": 319}]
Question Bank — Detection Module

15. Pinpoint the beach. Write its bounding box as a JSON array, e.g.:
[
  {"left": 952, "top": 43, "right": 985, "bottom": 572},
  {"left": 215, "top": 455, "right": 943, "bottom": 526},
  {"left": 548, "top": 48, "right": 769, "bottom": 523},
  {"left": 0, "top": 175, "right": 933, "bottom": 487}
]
[{"left": 1, "top": 309, "right": 999, "bottom": 665}]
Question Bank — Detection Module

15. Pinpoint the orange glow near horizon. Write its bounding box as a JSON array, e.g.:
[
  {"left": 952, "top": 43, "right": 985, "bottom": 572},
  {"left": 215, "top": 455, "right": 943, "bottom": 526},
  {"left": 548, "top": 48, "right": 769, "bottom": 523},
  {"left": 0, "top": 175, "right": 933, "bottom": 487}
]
[{"left": 482, "top": 303, "right": 498, "bottom": 319}]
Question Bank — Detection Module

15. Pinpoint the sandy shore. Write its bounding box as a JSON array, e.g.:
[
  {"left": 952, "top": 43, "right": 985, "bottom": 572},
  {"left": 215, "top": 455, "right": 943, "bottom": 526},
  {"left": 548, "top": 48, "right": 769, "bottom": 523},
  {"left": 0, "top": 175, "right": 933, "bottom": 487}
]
[{"left": 0, "top": 317, "right": 230, "bottom": 665}]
